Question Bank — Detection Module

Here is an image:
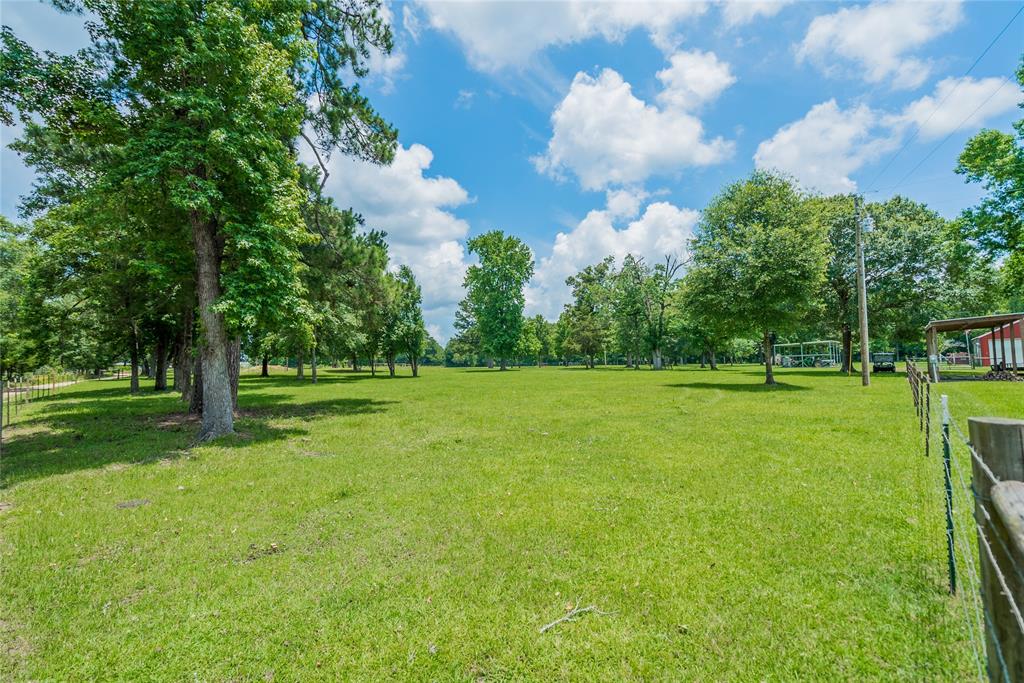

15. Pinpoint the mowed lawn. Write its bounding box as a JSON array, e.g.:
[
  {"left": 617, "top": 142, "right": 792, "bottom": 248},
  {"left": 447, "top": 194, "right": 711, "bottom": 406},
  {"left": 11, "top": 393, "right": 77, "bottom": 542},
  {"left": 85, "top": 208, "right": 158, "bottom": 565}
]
[{"left": 2, "top": 365, "right": 1020, "bottom": 680}]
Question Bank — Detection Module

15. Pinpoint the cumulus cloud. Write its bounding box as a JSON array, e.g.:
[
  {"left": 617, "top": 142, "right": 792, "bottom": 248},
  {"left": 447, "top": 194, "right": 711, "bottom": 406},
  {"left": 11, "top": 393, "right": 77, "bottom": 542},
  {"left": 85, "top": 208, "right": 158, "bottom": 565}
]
[
  {"left": 797, "top": 1, "right": 963, "bottom": 90},
  {"left": 314, "top": 142, "right": 473, "bottom": 342},
  {"left": 413, "top": 1, "right": 707, "bottom": 72},
  {"left": 890, "top": 76, "right": 1021, "bottom": 140},
  {"left": 720, "top": 1, "right": 793, "bottom": 28},
  {"left": 754, "top": 73, "right": 1020, "bottom": 194},
  {"left": 656, "top": 49, "right": 736, "bottom": 111},
  {"left": 753, "top": 100, "right": 897, "bottom": 194},
  {"left": 526, "top": 198, "right": 699, "bottom": 319},
  {"left": 534, "top": 64, "right": 734, "bottom": 190}
]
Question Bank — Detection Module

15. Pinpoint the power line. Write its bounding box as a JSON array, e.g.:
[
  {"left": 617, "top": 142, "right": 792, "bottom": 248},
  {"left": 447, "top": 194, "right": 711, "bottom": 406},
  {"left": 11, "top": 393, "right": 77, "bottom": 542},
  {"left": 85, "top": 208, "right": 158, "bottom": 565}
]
[
  {"left": 864, "top": 4, "right": 1024, "bottom": 192},
  {"left": 886, "top": 75, "right": 1015, "bottom": 193}
]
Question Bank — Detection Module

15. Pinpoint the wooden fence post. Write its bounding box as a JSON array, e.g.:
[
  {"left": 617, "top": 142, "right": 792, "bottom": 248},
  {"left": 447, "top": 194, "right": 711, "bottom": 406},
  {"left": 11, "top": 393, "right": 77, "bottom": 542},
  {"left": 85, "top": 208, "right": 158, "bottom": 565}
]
[{"left": 968, "top": 417, "right": 1024, "bottom": 682}]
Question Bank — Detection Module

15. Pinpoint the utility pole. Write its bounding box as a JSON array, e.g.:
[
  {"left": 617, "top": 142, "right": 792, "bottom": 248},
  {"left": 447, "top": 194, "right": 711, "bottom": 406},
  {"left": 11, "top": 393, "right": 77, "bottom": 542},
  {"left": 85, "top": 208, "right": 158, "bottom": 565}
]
[{"left": 855, "top": 196, "right": 871, "bottom": 387}]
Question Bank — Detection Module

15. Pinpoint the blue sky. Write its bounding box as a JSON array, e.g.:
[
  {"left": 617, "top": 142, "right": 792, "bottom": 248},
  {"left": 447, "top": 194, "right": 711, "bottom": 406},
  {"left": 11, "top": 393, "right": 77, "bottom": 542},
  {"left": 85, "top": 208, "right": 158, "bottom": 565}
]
[{"left": 2, "top": 1, "right": 1022, "bottom": 341}]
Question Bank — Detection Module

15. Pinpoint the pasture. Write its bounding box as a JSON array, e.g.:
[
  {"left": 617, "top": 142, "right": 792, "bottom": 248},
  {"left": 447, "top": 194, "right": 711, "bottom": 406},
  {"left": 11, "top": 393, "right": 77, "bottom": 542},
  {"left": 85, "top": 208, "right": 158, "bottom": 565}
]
[{"left": 2, "top": 366, "right": 1019, "bottom": 680}]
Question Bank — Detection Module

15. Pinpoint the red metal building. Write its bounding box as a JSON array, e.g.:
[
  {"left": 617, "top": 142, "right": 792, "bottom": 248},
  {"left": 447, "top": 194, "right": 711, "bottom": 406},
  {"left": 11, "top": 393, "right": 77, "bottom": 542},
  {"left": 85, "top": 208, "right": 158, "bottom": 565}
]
[{"left": 973, "top": 319, "right": 1024, "bottom": 368}]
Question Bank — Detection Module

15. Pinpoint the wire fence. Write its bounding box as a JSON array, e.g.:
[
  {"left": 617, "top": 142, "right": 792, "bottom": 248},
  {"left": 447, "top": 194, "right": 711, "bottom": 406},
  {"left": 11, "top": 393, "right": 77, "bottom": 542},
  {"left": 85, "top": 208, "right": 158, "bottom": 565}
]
[
  {"left": 1, "top": 371, "right": 86, "bottom": 428},
  {"left": 907, "top": 359, "right": 1024, "bottom": 681}
]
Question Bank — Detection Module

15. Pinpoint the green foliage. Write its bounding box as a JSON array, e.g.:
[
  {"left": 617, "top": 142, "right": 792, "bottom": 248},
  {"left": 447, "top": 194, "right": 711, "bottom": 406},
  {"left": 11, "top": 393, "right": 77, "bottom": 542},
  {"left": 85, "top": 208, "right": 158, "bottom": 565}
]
[
  {"left": 690, "top": 171, "right": 827, "bottom": 381},
  {"left": 463, "top": 230, "right": 534, "bottom": 369},
  {"left": 956, "top": 59, "right": 1024, "bottom": 292},
  {"left": 560, "top": 257, "right": 613, "bottom": 367}
]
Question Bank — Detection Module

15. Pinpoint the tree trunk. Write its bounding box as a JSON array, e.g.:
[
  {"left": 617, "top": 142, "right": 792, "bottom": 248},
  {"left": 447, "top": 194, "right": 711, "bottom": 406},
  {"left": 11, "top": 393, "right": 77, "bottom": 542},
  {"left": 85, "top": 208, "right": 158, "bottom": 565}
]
[
  {"left": 154, "top": 333, "right": 169, "bottom": 391},
  {"left": 191, "top": 211, "right": 233, "bottom": 440},
  {"left": 228, "top": 336, "right": 240, "bottom": 411},
  {"left": 143, "top": 356, "right": 153, "bottom": 379},
  {"left": 129, "top": 331, "right": 141, "bottom": 395},
  {"left": 652, "top": 348, "right": 663, "bottom": 370},
  {"left": 351, "top": 355, "right": 358, "bottom": 372},
  {"left": 371, "top": 355, "right": 376, "bottom": 376},
  {"left": 842, "top": 323, "right": 853, "bottom": 374},
  {"left": 487, "top": 358, "right": 494, "bottom": 369},
  {"left": 175, "top": 307, "right": 193, "bottom": 398},
  {"left": 499, "top": 357, "right": 507, "bottom": 371},
  {"left": 710, "top": 347, "right": 718, "bottom": 370},
  {"left": 261, "top": 354, "right": 269, "bottom": 377},
  {"left": 763, "top": 330, "right": 776, "bottom": 385},
  {"left": 411, "top": 354, "right": 419, "bottom": 377},
  {"left": 387, "top": 352, "right": 395, "bottom": 377},
  {"left": 189, "top": 351, "right": 203, "bottom": 415},
  {"left": 297, "top": 352, "right": 304, "bottom": 378},
  {"left": 311, "top": 345, "right": 318, "bottom": 384}
]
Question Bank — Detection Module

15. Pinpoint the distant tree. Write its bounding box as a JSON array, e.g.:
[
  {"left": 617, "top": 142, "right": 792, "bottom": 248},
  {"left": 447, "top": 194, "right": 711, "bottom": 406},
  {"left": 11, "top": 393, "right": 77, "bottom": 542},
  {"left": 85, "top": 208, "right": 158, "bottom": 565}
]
[
  {"left": 463, "top": 231, "right": 534, "bottom": 370},
  {"left": 421, "top": 336, "right": 445, "bottom": 365},
  {"left": 528, "top": 314, "right": 554, "bottom": 364},
  {"left": 514, "top": 316, "right": 542, "bottom": 367},
  {"left": 622, "top": 255, "right": 683, "bottom": 370},
  {"left": 674, "top": 270, "right": 739, "bottom": 370},
  {"left": 562, "top": 257, "right": 614, "bottom": 368},
  {"left": 611, "top": 255, "right": 649, "bottom": 367},
  {"left": 447, "top": 298, "right": 481, "bottom": 366},
  {"left": 394, "top": 265, "right": 426, "bottom": 377},
  {"left": 690, "top": 171, "right": 827, "bottom": 384},
  {"left": 956, "top": 59, "right": 1024, "bottom": 293}
]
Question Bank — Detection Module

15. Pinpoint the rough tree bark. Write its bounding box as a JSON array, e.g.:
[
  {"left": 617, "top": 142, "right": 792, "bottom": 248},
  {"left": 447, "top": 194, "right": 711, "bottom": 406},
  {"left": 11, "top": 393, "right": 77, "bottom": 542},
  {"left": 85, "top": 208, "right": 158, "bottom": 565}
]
[
  {"left": 411, "top": 352, "right": 419, "bottom": 378},
  {"left": 191, "top": 211, "right": 233, "bottom": 440},
  {"left": 189, "top": 352, "right": 203, "bottom": 415},
  {"left": 129, "top": 332, "right": 141, "bottom": 395},
  {"left": 261, "top": 354, "right": 269, "bottom": 377},
  {"left": 175, "top": 306, "right": 193, "bottom": 399},
  {"left": 652, "top": 348, "right": 663, "bottom": 371},
  {"left": 709, "top": 347, "right": 718, "bottom": 370},
  {"left": 841, "top": 324, "right": 853, "bottom": 374},
  {"left": 762, "top": 330, "right": 776, "bottom": 385},
  {"left": 386, "top": 352, "right": 395, "bottom": 377},
  {"left": 154, "top": 331, "right": 169, "bottom": 391},
  {"left": 296, "top": 352, "right": 304, "bottom": 378},
  {"left": 311, "top": 345, "right": 318, "bottom": 384},
  {"left": 228, "top": 336, "right": 240, "bottom": 411}
]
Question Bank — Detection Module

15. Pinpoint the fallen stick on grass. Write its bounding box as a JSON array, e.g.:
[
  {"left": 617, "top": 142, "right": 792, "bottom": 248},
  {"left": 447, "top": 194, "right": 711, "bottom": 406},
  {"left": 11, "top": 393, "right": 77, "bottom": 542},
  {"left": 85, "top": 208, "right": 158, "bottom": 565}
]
[{"left": 539, "top": 598, "right": 616, "bottom": 634}]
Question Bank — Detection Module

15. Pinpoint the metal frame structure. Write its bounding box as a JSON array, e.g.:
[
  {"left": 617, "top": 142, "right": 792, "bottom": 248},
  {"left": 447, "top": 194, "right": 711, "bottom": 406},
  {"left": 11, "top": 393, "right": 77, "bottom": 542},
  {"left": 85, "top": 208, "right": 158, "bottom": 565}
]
[
  {"left": 773, "top": 340, "right": 843, "bottom": 368},
  {"left": 924, "top": 312, "right": 1024, "bottom": 382}
]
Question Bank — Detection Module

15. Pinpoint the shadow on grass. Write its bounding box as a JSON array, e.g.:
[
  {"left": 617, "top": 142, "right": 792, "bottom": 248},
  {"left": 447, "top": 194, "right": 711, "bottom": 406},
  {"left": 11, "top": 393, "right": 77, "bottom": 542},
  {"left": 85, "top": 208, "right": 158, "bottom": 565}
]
[
  {"left": 238, "top": 371, "right": 415, "bottom": 387},
  {"left": 1, "top": 387, "right": 395, "bottom": 488},
  {"left": 668, "top": 381, "right": 809, "bottom": 392}
]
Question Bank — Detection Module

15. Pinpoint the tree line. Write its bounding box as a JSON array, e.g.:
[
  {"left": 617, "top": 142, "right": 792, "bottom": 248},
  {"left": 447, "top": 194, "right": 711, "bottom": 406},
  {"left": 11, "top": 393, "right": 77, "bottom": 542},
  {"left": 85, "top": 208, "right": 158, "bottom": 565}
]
[
  {"left": 0, "top": 0, "right": 430, "bottom": 439},
  {"left": 447, "top": 56, "right": 1024, "bottom": 384}
]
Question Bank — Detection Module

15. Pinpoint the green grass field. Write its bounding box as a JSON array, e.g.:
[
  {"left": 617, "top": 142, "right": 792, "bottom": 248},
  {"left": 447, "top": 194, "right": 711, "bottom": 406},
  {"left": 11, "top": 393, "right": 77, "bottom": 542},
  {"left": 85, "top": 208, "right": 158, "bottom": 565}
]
[{"left": 2, "top": 365, "right": 1021, "bottom": 680}]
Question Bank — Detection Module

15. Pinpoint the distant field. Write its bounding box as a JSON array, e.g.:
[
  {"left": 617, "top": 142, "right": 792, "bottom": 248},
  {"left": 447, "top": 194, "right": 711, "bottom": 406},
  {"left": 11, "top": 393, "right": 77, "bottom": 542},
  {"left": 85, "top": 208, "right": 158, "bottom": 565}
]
[{"left": 2, "top": 365, "right": 1021, "bottom": 680}]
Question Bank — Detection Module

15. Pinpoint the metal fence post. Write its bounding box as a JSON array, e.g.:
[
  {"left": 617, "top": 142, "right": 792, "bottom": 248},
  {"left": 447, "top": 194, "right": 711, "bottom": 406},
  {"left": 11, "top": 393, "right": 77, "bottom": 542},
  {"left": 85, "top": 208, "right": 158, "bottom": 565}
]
[
  {"left": 941, "top": 395, "right": 956, "bottom": 595},
  {"left": 925, "top": 381, "right": 931, "bottom": 458}
]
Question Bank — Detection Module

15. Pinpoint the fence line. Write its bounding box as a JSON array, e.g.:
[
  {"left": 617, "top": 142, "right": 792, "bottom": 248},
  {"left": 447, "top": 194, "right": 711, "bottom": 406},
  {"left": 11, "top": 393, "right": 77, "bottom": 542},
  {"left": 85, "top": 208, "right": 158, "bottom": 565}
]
[
  {"left": 1, "top": 371, "right": 86, "bottom": 428},
  {"left": 910, "top": 361, "right": 1024, "bottom": 681}
]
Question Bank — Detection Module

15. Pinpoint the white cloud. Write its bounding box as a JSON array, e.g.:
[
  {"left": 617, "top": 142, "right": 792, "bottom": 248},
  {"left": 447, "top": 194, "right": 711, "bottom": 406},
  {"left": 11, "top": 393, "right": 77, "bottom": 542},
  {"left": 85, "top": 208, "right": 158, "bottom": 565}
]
[
  {"left": 797, "top": 1, "right": 963, "bottom": 90},
  {"left": 415, "top": 1, "right": 707, "bottom": 72},
  {"left": 656, "top": 49, "right": 736, "bottom": 111},
  {"left": 526, "top": 198, "right": 699, "bottom": 319},
  {"left": 605, "top": 187, "right": 649, "bottom": 220},
  {"left": 454, "top": 89, "right": 475, "bottom": 109},
  {"left": 720, "top": 1, "right": 793, "bottom": 27},
  {"left": 753, "top": 99, "right": 897, "bottom": 193},
  {"left": 314, "top": 142, "right": 473, "bottom": 342},
  {"left": 891, "top": 76, "right": 1021, "bottom": 140},
  {"left": 366, "top": 1, "right": 406, "bottom": 93},
  {"left": 534, "top": 66, "right": 734, "bottom": 190}
]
